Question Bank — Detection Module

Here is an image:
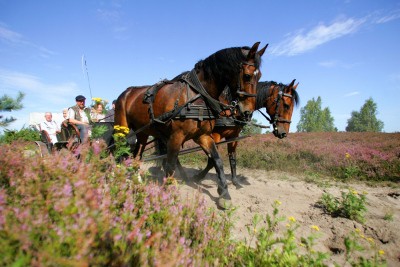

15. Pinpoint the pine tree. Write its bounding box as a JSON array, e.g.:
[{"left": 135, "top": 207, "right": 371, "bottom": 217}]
[
  {"left": 0, "top": 91, "right": 25, "bottom": 128},
  {"left": 346, "top": 98, "right": 384, "bottom": 132}
]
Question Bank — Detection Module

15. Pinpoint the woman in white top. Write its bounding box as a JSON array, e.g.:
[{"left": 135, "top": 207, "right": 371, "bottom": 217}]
[{"left": 91, "top": 102, "right": 105, "bottom": 122}]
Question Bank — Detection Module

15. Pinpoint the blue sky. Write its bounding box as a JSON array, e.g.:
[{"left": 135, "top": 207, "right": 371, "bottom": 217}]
[{"left": 1, "top": 0, "right": 399, "bottom": 133}]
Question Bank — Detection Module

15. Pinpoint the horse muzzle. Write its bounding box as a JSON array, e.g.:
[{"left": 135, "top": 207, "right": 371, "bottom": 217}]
[
  {"left": 273, "top": 127, "right": 287, "bottom": 139},
  {"left": 242, "top": 110, "right": 253, "bottom": 121}
]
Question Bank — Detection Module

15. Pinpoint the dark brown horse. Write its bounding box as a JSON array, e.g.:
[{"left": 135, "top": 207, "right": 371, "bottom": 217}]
[
  {"left": 192, "top": 80, "right": 300, "bottom": 186},
  {"left": 114, "top": 42, "right": 267, "bottom": 208}
]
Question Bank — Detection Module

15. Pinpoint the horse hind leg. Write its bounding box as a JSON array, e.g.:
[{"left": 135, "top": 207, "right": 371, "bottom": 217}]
[
  {"left": 164, "top": 134, "right": 185, "bottom": 178},
  {"left": 156, "top": 138, "right": 188, "bottom": 181},
  {"left": 227, "top": 142, "right": 242, "bottom": 189},
  {"left": 229, "top": 153, "right": 242, "bottom": 189}
]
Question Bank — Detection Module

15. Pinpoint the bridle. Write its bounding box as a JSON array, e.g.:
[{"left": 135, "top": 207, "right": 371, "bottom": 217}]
[
  {"left": 235, "top": 62, "right": 258, "bottom": 98},
  {"left": 259, "top": 83, "right": 293, "bottom": 129},
  {"left": 230, "top": 61, "right": 259, "bottom": 121}
]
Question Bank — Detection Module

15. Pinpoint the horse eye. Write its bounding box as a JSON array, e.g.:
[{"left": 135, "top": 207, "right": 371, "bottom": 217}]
[{"left": 243, "top": 74, "right": 252, "bottom": 82}]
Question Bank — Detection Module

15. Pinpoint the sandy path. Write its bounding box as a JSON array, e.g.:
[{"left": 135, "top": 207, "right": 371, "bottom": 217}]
[{"left": 142, "top": 163, "right": 400, "bottom": 266}]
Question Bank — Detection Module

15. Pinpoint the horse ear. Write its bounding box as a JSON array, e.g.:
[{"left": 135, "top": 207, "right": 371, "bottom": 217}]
[
  {"left": 247, "top": 42, "right": 261, "bottom": 60},
  {"left": 293, "top": 82, "right": 299, "bottom": 90},
  {"left": 288, "top": 79, "right": 296, "bottom": 89},
  {"left": 257, "top": 44, "right": 269, "bottom": 57}
]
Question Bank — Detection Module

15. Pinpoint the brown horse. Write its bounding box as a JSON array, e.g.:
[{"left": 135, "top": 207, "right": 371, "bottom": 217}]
[
  {"left": 192, "top": 80, "right": 300, "bottom": 186},
  {"left": 114, "top": 42, "right": 267, "bottom": 208}
]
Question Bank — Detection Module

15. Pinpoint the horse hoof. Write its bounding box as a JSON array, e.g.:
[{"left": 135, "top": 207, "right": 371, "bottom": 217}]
[
  {"left": 217, "top": 198, "right": 233, "bottom": 210},
  {"left": 232, "top": 179, "right": 243, "bottom": 189},
  {"left": 233, "top": 183, "right": 243, "bottom": 189}
]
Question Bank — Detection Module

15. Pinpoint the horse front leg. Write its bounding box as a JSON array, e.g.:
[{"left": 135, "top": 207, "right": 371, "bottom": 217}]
[
  {"left": 198, "top": 136, "right": 232, "bottom": 209},
  {"left": 193, "top": 157, "right": 213, "bottom": 181},
  {"left": 193, "top": 132, "right": 221, "bottom": 181}
]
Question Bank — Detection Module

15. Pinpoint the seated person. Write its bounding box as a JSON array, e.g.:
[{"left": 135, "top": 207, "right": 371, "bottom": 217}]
[
  {"left": 40, "top": 112, "right": 61, "bottom": 144},
  {"left": 105, "top": 99, "right": 116, "bottom": 122},
  {"left": 67, "top": 95, "right": 91, "bottom": 143},
  {"left": 62, "top": 108, "right": 68, "bottom": 120},
  {"left": 91, "top": 102, "right": 106, "bottom": 122}
]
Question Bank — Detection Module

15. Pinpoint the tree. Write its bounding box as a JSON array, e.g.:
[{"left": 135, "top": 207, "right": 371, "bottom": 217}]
[
  {"left": 346, "top": 98, "right": 384, "bottom": 132},
  {"left": 0, "top": 91, "right": 25, "bottom": 128},
  {"left": 241, "top": 118, "right": 262, "bottom": 136},
  {"left": 296, "top": 96, "right": 337, "bottom": 132}
]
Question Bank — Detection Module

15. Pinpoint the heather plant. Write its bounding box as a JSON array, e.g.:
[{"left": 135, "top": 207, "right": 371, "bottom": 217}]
[
  {"left": 228, "top": 132, "right": 400, "bottom": 183},
  {"left": 0, "top": 141, "right": 234, "bottom": 266},
  {"left": 319, "top": 189, "right": 368, "bottom": 223}
]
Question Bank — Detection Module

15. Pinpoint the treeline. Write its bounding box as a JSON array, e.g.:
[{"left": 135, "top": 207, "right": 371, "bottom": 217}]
[{"left": 296, "top": 97, "right": 384, "bottom": 132}]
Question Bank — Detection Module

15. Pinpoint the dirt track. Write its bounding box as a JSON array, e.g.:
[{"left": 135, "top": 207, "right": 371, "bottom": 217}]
[{"left": 143, "top": 163, "right": 400, "bottom": 266}]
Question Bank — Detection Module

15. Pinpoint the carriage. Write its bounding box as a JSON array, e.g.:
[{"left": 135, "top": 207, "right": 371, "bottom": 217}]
[{"left": 30, "top": 112, "right": 114, "bottom": 156}]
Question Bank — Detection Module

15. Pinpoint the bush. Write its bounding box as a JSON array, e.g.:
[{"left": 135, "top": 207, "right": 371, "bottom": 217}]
[
  {"left": 319, "top": 189, "right": 368, "bottom": 223},
  {"left": 0, "top": 127, "right": 40, "bottom": 144}
]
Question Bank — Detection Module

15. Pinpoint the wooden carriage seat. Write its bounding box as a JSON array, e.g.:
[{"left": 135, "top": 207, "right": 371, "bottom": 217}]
[{"left": 59, "top": 120, "right": 80, "bottom": 143}]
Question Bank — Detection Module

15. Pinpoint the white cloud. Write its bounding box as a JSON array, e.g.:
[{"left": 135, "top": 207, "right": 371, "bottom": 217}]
[
  {"left": 0, "top": 24, "right": 24, "bottom": 43},
  {"left": 344, "top": 91, "right": 360, "bottom": 97},
  {"left": 97, "top": 9, "right": 121, "bottom": 22},
  {"left": 374, "top": 10, "right": 400, "bottom": 24},
  {"left": 0, "top": 24, "right": 55, "bottom": 57},
  {"left": 318, "top": 60, "right": 338, "bottom": 68},
  {"left": 270, "top": 17, "right": 365, "bottom": 56},
  {"left": 0, "top": 69, "right": 79, "bottom": 105}
]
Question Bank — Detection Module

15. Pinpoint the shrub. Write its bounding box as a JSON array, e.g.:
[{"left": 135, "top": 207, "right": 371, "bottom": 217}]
[
  {"left": 319, "top": 189, "right": 368, "bottom": 223},
  {"left": 0, "top": 127, "right": 40, "bottom": 144}
]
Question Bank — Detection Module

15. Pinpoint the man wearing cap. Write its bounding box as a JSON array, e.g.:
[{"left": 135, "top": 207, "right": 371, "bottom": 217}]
[{"left": 67, "top": 95, "right": 91, "bottom": 143}]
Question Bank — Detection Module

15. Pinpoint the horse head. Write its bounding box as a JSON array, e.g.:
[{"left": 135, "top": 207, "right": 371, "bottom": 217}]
[
  {"left": 197, "top": 42, "right": 267, "bottom": 119},
  {"left": 233, "top": 42, "right": 268, "bottom": 121},
  {"left": 258, "top": 79, "right": 300, "bottom": 139}
]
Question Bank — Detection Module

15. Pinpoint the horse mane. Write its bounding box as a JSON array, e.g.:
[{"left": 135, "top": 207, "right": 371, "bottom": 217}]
[
  {"left": 255, "top": 81, "right": 300, "bottom": 110},
  {"left": 255, "top": 81, "right": 276, "bottom": 110},
  {"left": 170, "top": 71, "right": 190, "bottom": 81},
  {"left": 195, "top": 46, "right": 262, "bottom": 90}
]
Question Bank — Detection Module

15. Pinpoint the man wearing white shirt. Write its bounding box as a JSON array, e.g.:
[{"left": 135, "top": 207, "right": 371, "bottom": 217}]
[{"left": 40, "top": 112, "right": 60, "bottom": 144}]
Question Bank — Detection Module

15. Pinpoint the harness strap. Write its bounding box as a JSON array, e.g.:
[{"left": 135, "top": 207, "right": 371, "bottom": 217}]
[{"left": 180, "top": 70, "right": 230, "bottom": 115}]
